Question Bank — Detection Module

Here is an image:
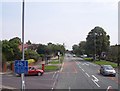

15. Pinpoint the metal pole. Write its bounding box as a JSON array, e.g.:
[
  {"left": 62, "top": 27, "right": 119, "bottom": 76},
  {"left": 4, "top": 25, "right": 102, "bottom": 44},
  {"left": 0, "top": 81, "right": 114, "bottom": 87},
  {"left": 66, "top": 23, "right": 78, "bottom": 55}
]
[
  {"left": 21, "top": 0, "right": 25, "bottom": 90},
  {"left": 94, "top": 33, "right": 96, "bottom": 61}
]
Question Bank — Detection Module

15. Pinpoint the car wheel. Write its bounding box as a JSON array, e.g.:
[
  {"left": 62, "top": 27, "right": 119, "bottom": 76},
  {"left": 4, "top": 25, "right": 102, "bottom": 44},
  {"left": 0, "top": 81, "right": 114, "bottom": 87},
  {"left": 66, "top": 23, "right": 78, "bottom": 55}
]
[
  {"left": 38, "top": 72, "right": 42, "bottom": 76},
  {"left": 113, "top": 74, "right": 116, "bottom": 77}
]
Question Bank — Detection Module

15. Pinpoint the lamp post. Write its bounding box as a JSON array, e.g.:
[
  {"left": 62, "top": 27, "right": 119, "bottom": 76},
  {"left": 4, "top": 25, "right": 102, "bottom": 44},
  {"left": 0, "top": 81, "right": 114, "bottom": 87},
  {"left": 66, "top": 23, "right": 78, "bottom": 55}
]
[
  {"left": 94, "top": 33, "right": 97, "bottom": 61},
  {"left": 21, "top": 0, "right": 25, "bottom": 90}
]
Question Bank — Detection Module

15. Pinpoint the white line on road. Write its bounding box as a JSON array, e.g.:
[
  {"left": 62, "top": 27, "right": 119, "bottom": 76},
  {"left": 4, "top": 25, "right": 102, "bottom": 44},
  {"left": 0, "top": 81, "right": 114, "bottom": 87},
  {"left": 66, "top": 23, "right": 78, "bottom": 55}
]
[
  {"left": 52, "top": 72, "right": 56, "bottom": 79},
  {"left": 69, "top": 86, "right": 71, "bottom": 91},
  {"left": 60, "top": 62, "right": 64, "bottom": 72},
  {"left": 79, "top": 66, "right": 81, "bottom": 68},
  {"left": 51, "top": 73, "right": 59, "bottom": 90},
  {"left": 92, "top": 75, "right": 100, "bottom": 87},
  {"left": 82, "top": 69, "right": 85, "bottom": 72},
  {"left": 85, "top": 73, "right": 90, "bottom": 77},
  {"left": 55, "top": 74, "right": 59, "bottom": 79},
  {"left": 92, "top": 79, "right": 100, "bottom": 87}
]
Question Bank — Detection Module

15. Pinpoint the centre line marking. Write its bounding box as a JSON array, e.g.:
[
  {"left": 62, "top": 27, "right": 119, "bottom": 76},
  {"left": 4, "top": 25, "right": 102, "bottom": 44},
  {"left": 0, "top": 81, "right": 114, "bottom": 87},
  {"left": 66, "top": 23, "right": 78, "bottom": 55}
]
[
  {"left": 85, "top": 73, "right": 90, "bottom": 77},
  {"left": 82, "top": 69, "right": 85, "bottom": 72}
]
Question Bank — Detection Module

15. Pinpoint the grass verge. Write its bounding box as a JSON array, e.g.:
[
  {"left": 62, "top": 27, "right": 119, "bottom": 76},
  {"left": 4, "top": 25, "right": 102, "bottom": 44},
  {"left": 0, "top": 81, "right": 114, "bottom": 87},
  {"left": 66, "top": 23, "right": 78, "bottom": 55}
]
[
  {"left": 84, "top": 58, "right": 93, "bottom": 61},
  {"left": 45, "top": 65, "right": 59, "bottom": 72},
  {"left": 93, "top": 60, "right": 117, "bottom": 68},
  {"left": 49, "top": 60, "right": 60, "bottom": 64}
]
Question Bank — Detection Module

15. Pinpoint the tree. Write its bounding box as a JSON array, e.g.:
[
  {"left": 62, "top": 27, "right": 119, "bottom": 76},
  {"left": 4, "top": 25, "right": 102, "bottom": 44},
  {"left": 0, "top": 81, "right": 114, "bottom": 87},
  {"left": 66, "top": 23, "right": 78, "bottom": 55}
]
[
  {"left": 2, "top": 40, "right": 14, "bottom": 61},
  {"left": 26, "top": 40, "right": 32, "bottom": 45},
  {"left": 78, "top": 41, "right": 86, "bottom": 55},
  {"left": 2, "top": 37, "right": 22, "bottom": 61},
  {"left": 25, "top": 49, "right": 40, "bottom": 61},
  {"left": 37, "top": 44, "right": 48, "bottom": 55},
  {"left": 72, "top": 44, "right": 80, "bottom": 55},
  {"left": 9, "top": 37, "right": 22, "bottom": 60},
  {"left": 86, "top": 26, "right": 110, "bottom": 60},
  {"left": 9, "top": 37, "right": 21, "bottom": 45}
]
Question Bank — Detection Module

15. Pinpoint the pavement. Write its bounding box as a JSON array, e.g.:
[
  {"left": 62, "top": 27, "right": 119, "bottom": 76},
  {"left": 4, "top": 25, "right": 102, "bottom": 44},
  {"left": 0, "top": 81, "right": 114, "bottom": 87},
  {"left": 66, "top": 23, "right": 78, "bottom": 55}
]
[{"left": 0, "top": 71, "right": 13, "bottom": 75}]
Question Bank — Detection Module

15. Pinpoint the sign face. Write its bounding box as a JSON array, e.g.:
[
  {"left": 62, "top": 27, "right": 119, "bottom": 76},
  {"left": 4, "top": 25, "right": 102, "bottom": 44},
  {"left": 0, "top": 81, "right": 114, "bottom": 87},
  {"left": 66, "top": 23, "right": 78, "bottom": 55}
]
[
  {"left": 58, "top": 52, "right": 60, "bottom": 56},
  {"left": 14, "top": 60, "right": 28, "bottom": 74}
]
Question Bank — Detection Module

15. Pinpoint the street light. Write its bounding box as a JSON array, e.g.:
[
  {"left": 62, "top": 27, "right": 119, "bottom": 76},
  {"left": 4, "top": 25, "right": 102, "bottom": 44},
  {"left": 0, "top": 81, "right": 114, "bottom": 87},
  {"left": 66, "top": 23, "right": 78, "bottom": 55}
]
[
  {"left": 94, "top": 33, "right": 97, "bottom": 61},
  {"left": 21, "top": 0, "right": 25, "bottom": 90}
]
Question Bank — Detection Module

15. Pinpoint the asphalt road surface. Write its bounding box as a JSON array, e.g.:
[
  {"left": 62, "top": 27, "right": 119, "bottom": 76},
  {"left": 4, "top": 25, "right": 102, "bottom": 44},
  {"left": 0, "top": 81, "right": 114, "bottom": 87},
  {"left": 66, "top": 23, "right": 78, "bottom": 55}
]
[{"left": 2, "top": 54, "right": 119, "bottom": 91}]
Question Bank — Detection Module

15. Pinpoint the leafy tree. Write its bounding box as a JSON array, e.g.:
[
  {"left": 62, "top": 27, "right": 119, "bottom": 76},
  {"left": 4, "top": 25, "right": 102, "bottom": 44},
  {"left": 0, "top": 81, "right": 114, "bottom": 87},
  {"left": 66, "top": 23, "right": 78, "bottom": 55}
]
[
  {"left": 72, "top": 44, "right": 80, "bottom": 55},
  {"left": 107, "top": 45, "right": 120, "bottom": 66},
  {"left": 9, "top": 37, "right": 21, "bottom": 45},
  {"left": 37, "top": 44, "right": 48, "bottom": 55},
  {"left": 78, "top": 41, "right": 86, "bottom": 55},
  {"left": 26, "top": 40, "right": 32, "bottom": 45},
  {"left": 2, "top": 40, "right": 14, "bottom": 61},
  {"left": 2, "top": 37, "right": 22, "bottom": 61},
  {"left": 86, "top": 26, "right": 110, "bottom": 60},
  {"left": 25, "top": 49, "right": 39, "bottom": 61}
]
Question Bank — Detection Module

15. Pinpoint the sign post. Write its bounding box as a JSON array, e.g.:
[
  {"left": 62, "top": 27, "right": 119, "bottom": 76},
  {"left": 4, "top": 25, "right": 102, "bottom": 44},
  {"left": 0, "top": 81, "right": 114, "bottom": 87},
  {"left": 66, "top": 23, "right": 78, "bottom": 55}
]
[
  {"left": 22, "top": 0, "right": 25, "bottom": 90},
  {"left": 14, "top": 60, "right": 28, "bottom": 74}
]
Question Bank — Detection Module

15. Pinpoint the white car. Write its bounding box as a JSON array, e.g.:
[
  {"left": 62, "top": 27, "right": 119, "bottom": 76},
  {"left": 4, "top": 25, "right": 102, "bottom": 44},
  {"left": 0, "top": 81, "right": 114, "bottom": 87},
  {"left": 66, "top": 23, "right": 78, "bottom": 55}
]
[{"left": 100, "top": 65, "right": 116, "bottom": 77}]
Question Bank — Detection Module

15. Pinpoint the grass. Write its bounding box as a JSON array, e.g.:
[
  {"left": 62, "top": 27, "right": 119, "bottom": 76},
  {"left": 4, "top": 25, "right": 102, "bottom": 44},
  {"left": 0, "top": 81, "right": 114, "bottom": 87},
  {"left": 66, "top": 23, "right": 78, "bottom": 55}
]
[
  {"left": 45, "top": 65, "right": 59, "bottom": 71},
  {"left": 93, "top": 60, "right": 117, "bottom": 68},
  {"left": 49, "top": 60, "right": 60, "bottom": 64},
  {"left": 84, "top": 58, "right": 93, "bottom": 61}
]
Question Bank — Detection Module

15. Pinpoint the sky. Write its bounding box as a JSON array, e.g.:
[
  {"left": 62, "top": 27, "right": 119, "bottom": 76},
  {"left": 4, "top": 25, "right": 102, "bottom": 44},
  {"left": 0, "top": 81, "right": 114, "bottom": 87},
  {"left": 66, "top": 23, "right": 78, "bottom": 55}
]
[{"left": 1, "top": 0, "right": 119, "bottom": 50}]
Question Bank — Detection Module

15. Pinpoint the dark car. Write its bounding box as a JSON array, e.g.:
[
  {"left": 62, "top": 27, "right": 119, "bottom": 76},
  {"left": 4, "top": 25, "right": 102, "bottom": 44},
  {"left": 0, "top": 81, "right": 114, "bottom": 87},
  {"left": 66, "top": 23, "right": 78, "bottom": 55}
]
[{"left": 100, "top": 65, "right": 116, "bottom": 76}]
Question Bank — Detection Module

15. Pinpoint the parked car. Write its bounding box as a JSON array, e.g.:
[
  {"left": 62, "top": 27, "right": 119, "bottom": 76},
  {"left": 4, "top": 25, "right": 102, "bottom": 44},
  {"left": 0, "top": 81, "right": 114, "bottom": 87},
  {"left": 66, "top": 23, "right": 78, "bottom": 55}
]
[
  {"left": 16, "top": 66, "right": 44, "bottom": 76},
  {"left": 100, "top": 65, "right": 116, "bottom": 76}
]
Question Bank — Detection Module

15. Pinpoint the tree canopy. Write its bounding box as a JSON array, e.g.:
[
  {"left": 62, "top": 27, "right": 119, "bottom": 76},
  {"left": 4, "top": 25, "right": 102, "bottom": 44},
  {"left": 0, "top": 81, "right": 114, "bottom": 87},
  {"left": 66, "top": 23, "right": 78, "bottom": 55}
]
[{"left": 86, "top": 26, "right": 110, "bottom": 59}]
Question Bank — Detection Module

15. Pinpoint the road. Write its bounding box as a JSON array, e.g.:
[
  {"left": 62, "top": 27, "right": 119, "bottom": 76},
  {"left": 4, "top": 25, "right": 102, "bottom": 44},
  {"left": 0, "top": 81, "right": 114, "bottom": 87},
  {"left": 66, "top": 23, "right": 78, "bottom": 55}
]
[{"left": 2, "top": 55, "right": 119, "bottom": 91}]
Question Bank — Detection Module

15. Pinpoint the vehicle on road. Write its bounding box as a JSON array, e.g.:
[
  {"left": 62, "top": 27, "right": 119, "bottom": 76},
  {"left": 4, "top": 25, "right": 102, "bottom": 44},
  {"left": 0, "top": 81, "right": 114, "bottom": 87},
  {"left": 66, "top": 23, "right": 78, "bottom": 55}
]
[
  {"left": 73, "top": 54, "right": 76, "bottom": 57},
  {"left": 28, "top": 66, "right": 44, "bottom": 76},
  {"left": 100, "top": 65, "right": 116, "bottom": 76},
  {"left": 16, "top": 66, "right": 44, "bottom": 76}
]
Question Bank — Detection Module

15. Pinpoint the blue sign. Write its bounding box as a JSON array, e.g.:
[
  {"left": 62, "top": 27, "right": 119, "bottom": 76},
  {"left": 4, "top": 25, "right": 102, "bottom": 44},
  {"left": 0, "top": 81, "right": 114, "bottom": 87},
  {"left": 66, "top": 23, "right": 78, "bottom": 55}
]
[{"left": 14, "top": 60, "right": 28, "bottom": 74}]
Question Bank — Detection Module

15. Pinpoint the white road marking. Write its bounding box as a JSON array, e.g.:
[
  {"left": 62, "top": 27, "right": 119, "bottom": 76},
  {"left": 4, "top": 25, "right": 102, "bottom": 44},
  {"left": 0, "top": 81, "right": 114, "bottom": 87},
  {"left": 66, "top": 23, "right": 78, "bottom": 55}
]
[
  {"left": 60, "top": 62, "right": 64, "bottom": 72},
  {"left": 106, "top": 86, "right": 112, "bottom": 91},
  {"left": 55, "top": 74, "right": 59, "bottom": 79},
  {"left": 88, "top": 62, "right": 97, "bottom": 66},
  {"left": 52, "top": 72, "right": 56, "bottom": 79},
  {"left": 69, "top": 86, "right": 71, "bottom": 91},
  {"left": 92, "top": 75, "right": 100, "bottom": 87},
  {"left": 85, "top": 73, "right": 90, "bottom": 77},
  {"left": 82, "top": 69, "right": 85, "bottom": 72},
  {"left": 52, "top": 73, "right": 59, "bottom": 90},
  {"left": 79, "top": 66, "right": 81, "bottom": 68}
]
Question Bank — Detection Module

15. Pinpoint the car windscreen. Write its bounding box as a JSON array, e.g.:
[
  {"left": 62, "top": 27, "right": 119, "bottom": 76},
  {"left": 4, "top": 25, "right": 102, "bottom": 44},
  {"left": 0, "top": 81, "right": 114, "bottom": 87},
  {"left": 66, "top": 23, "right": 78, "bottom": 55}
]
[{"left": 104, "top": 66, "right": 113, "bottom": 70}]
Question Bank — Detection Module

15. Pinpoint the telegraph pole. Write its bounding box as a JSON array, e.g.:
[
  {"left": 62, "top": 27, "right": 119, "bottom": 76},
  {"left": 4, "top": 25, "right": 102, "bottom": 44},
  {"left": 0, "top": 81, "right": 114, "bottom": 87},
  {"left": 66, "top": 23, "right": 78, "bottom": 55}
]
[{"left": 21, "top": 0, "right": 25, "bottom": 90}]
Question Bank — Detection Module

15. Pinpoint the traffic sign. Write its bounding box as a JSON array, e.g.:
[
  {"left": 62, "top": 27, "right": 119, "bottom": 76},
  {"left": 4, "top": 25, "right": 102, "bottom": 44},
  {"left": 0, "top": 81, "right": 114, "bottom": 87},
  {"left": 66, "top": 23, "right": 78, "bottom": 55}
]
[{"left": 14, "top": 60, "right": 28, "bottom": 74}]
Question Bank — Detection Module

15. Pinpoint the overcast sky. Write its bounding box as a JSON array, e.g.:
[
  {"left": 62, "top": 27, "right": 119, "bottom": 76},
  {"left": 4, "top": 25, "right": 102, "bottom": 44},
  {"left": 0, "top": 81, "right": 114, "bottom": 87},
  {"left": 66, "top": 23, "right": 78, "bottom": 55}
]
[{"left": 1, "top": 0, "right": 119, "bottom": 50}]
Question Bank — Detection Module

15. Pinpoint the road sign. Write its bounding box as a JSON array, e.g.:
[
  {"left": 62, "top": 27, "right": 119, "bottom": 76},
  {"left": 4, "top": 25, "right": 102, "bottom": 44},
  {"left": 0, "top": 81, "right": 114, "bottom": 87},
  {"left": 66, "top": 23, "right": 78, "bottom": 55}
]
[{"left": 14, "top": 60, "right": 28, "bottom": 74}]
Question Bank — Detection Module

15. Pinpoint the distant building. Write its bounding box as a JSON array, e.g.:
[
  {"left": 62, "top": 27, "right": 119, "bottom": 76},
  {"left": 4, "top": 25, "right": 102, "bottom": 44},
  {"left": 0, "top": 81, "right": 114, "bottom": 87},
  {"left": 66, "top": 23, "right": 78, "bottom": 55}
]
[{"left": 18, "top": 44, "right": 29, "bottom": 51}]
